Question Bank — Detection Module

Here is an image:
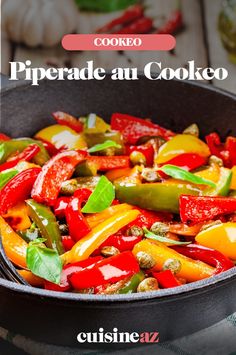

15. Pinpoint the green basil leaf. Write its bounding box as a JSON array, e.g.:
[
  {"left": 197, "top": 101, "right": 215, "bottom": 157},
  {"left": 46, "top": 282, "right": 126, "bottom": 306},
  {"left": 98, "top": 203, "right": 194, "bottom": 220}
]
[
  {"left": 88, "top": 140, "right": 121, "bottom": 153},
  {"left": 81, "top": 175, "right": 115, "bottom": 213},
  {"left": 26, "top": 240, "right": 62, "bottom": 284},
  {"left": 0, "top": 169, "right": 18, "bottom": 189},
  {"left": 144, "top": 228, "right": 191, "bottom": 246},
  {"left": 159, "top": 165, "right": 216, "bottom": 188},
  {"left": 75, "top": 0, "right": 137, "bottom": 12}
]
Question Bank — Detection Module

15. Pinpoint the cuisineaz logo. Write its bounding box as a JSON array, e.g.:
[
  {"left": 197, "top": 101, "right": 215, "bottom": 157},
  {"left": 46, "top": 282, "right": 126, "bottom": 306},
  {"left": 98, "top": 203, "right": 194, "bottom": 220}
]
[{"left": 77, "top": 327, "right": 160, "bottom": 344}]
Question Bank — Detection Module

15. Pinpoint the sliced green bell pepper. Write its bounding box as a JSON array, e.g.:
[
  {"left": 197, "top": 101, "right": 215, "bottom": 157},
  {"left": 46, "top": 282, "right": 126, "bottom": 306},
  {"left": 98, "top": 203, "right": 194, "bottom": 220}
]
[
  {"left": 84, "top": 131, "right": 124, "bottom": 154},
  {"left": 0, "top": 169, "right": 18, "bottom": 189},
  {"left": 26, "top": 199, "right": 64, "bottom": 255},
  {"left": 115, "top": 181, "right": 201, "bottom": 213},
  {"left": 204, "top": 167, "right": 232, "bottom": 197},
  {"left": 0, "top": 138, "right": 50, "bottom": 166},
  {"left": 75, "top": 160, "right": 98, "bottom": 177},
  {"left": 119, "top": 271, "right": 145, "bottom": 294}
]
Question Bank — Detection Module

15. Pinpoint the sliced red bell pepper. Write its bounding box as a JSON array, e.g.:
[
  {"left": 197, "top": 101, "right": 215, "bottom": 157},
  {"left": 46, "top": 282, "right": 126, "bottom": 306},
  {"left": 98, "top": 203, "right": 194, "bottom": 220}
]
[
  {"left": 31, "top": 150, "right": 87, "bottom": 206},
  {"left": 172, "top": 244, "right": 234, "bottom": 274},
  {"left": 54, "top": 196, "right": 70, "bottom": 219},
  {"left": 88, "top": 155, "right": 130, "bottom": 171},
  {"left": 44, "top": 256, "right": 103, "bottom": 292},
  {"left": 111, "top": 113, "right": 175, "bottom": 144},
  {"left": 180, "top": 195, "right": 236, "bottom": 224},
  {"left": 226, "top": 137, "right": 236, "bottom": 167},
  {"left": 126, "top": 144, "right": 154, "bottom": 166},
  {"left": 69, "top": 251, "right": 139, "bottom": 289},
  {"left": 0, "top": 144, "right": 40, "bottom": 172},
  {"left": 38, "top": 138, "right": 60, "bottom": 157},
  {"left": 65, "top": 188, "right": 91, "bottom": 242},
  {"left": 161, "top": 153, "right": 207, "bottom": 171},
  {"left": 128, "top": 209, "right": 173, "bottom": 230},
  {"left": 99, "top": 232, "right": 142, "bottom": 252},
  {"left": 0, "top": 168, "right": 41, "bottom": 215},
  {"left": 62, "top": 235, "right": 75, "bottom": 252},
  {"left": 52, "top": 111, "right": 83, "bottom": 133},
  {"left": 206, "top": 133, "right": 236, "bottom": 168},
  {"left": 153, "top": 270, "right": 181, "bottom": 288},
  {"left": 0, "top": 133, "right": 11, "bottom": 141},
  {"left": 93, "top": 210, "right": 164, "bottom": 253}
]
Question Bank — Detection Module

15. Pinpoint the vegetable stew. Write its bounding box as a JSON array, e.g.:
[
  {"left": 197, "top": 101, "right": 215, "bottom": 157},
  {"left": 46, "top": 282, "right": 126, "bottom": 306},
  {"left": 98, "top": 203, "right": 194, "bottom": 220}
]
[{"left": 0, "top": 111, "right": 235, "bottom": 294}]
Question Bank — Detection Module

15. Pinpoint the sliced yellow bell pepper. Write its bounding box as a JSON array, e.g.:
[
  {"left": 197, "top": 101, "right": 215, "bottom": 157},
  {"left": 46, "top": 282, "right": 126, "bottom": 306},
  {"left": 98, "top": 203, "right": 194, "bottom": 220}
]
[
  {"left": 133, "top": 239, "right": 214, "bottom": 282},
  {"left": 18, "top": 269, "right": 44, "bottom": 287},
  {"left": 194, "top": 164, "right": 220, "bottom": 183},
  {"left": 62, "top": 209, "right": 140, "bottom": 265},
  {"left": 86, "top": 203, "right": 134, "bottom": 229},
  {"left": 156, "top": 134, "right": 211, "bottom": 164},
  {"left": 83, "top": 114, "right": 110, "bottom": 134},
  {"left": 196, "top": 222, "right": 236, "bottom": 260},
  {"left": 0, "top": 216, "right": 28, "bottom": 268},
  {"left": 35, "top": 124, "right": 87, "bottom": 150},
  {"left": 230, "top": 166, "right": 236, "bottom": 190},
  {"left": 3, "top": 202, "right": 31, "bottom": 231}
]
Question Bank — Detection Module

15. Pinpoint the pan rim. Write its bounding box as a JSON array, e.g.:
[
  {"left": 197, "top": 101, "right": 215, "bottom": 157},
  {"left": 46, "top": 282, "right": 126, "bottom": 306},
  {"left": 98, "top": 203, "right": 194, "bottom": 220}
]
[
  {"left": 1, "top": 73, "right": 236, "bottom": 101},
  {"left": 0, "top": 75, "right": 236, "bottom": 303},
  {"left": 0, "top": 267, "right": 236, "bottom": 303}
]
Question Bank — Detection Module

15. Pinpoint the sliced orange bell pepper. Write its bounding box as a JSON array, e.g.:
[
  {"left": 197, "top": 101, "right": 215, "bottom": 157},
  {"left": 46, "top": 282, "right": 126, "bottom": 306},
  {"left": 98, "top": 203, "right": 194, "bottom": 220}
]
[
  {"left": 230, "top": 166, "right": 236, "bottom": 190},
  {"left": 169, "top": 223, "right": 203, "bottom": 236},
  {"left": 18, "top": 270, "right": 44, "bottom": 287},
  {"left": 105, "top": 168, "right": 133, "bottom": 182},
  {"left": 86, "top": 203, "right": 134, "bottom": 228},
  {"left": 156, "top": 134, "right": 210, "bottom": 164},
  {"left": 0, "top": 216, "right": 28, "bottom": 268},
  {"left": 133, "top": 239, "right": 214, "bottom": 282},
  {"left": 62, "top": 209, "right": 140, "bottom": 264},
  {"left": 196, "top": 222, "right": 236, "bottom": 260},
  {"left": 3, "top": 202, "right": 31, "bottom": 231}
]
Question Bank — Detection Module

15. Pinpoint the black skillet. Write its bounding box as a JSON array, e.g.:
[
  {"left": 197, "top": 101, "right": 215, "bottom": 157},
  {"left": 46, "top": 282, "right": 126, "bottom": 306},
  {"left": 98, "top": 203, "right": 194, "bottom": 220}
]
[{"left": 0, "top": 76, "right": 236, "bottom": 349}]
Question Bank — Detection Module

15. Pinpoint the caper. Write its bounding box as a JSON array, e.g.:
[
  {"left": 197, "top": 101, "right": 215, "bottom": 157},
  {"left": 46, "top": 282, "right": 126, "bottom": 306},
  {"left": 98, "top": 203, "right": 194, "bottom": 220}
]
[
  {"left": 127, "top": 225, "right": 144, "bottom": 238},
  {"left": 183, "top": 123, "right": 199, "bottom": 137},
  {"left": 208, "top": 155, "right": 223, "bottom": 167},
  {"left": 229, "top": 190, "right": 236, "bottom": 198},
  {"left": 136, "top": 136, "right": 166, "bottom": 147},
  {"left": 137, "top": 277, "right": 159, "bottom": 293},
  {"left": 104, "top": 147, "right": 116, "bottom": 156},
  {"left": 150, "top": 222, "right": 169, "bottom": 236},
  {"left": 130, "top": 151, "right": 146, "bottom": 166},
  {"left": 100, "top": 246, "right": 120, "bottom": 257},
  {"left": 136, "top": 252, "right": 156, "bottom": 269},
  {"left": 141, "top": 168, "right": 162, "bottom": 182},
  {"left": 58, "top": 223, "right": 69, "bottom": 235},
  {"left": 98, "top": 279, "right": 128, "bottom": 295},
  {"left": 95, "top": 147, "right": 116, "bottom": 156},
  {"left": 163, "top": 259, "right": 182, "bottom": 274},
  {"left": 60, "top": 179, "right": 78, "bottom": 195}
]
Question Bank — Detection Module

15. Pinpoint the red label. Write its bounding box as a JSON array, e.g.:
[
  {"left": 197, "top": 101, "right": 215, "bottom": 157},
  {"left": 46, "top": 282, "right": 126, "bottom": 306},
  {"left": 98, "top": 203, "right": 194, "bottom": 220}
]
[{"left": 62, "top": 34, "right": 176, "bottom": 51}]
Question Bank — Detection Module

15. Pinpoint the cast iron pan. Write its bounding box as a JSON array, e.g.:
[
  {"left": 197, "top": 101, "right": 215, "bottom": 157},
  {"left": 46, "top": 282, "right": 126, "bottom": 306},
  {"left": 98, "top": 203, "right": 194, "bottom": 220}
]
[{"left": 0, "top": 76, "right": 236, "bottom": 349}]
